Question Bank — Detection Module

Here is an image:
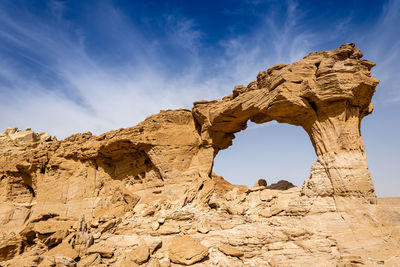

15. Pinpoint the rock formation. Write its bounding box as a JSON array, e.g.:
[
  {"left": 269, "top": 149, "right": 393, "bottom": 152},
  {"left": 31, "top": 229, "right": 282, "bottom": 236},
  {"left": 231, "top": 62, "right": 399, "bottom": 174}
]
[{"left": 0, "top": 43, "right": 399, "bottom": 266}]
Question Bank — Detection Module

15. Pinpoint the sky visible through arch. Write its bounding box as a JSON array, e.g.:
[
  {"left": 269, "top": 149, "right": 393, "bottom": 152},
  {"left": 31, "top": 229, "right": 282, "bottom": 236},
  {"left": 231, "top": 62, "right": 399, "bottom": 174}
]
[{"left": 0, "top": 0, "right": 399, "bottom": 197}]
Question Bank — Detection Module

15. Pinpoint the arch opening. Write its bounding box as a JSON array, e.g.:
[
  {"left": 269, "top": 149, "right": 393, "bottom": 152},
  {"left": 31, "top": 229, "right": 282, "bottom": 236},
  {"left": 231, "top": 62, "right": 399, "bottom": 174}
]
[{"left": 212, "top": 121, "right": 316, "bottom": 189}]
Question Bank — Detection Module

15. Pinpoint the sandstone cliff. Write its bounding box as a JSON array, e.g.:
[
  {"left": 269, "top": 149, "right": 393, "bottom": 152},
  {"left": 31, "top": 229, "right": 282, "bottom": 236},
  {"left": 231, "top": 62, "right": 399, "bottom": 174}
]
[{"left": 0, "top": 43, "right": 399, "bottom": 266}]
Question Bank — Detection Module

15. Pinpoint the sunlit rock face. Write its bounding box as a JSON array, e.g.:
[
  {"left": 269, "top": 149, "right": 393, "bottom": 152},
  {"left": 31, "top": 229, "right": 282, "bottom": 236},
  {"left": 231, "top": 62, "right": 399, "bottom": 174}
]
[
  {"left": 1, "top": 44, "right": 399, "bottom": 266},
  {"left": 193, "top": 43, "right": 378, "bottom": 203}
]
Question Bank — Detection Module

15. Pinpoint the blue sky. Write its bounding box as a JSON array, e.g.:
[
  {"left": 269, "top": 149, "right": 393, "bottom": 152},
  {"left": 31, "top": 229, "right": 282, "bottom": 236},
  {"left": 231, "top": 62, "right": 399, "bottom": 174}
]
[{"left": 0, "top": 0, "right": 399, "bottom": 197}]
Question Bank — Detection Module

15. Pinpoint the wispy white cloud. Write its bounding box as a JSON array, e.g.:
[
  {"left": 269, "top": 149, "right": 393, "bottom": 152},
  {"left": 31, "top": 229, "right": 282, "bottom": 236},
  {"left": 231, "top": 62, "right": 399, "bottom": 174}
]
[
  {"left": 0, "top": 0, "right": 315, "bottom": 139},
  {"left": 216, "top": 0, "right": 319, "bottom": 88},
  {"left": 1, "top": 0, "right": 397, "bottom": 141},
  {"left": 360, "top": 0, "right": 400, "bottom": 103},
  {"left": 0, "top": 1, "right": 218, "bottom": 138}
]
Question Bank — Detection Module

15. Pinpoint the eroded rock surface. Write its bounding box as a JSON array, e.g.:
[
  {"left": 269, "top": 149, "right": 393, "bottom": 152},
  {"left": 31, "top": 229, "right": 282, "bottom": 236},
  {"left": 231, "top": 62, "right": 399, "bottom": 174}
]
[
  {"left": 1, "top": 43, "right": 399, "bottom": 266},
  {"left": 193, "top": 43, "right": 378, "bottom": 203}
]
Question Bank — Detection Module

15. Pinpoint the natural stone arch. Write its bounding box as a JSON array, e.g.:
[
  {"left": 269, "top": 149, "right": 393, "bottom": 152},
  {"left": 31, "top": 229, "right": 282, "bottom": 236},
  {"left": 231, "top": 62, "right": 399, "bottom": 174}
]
[
  {"left": 193, "top": 43, "right": 379, "bottom": 203},
  {"left": 0, "top": 43, "right": 379, "bottom": 232},
  {"left": 3, "top": 43, "right": 400, "bottom": 267}
]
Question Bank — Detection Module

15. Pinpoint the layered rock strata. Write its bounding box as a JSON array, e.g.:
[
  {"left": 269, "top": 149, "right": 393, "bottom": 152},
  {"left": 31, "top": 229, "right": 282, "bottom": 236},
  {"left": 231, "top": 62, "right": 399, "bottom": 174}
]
[
  {"left": 193, "top": 43, "right": 378, "bottom": 203},
  {"left": 0, "top": 43, "right": 399, "bottom": 266}
]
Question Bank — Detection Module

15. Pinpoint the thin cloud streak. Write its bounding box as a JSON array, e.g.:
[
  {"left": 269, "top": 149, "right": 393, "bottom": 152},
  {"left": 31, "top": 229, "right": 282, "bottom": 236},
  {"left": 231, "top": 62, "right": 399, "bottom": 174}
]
[
  {"left": 361, "top": 0, "right": 400, "bottom": 103},
  {"left": 0, "top": 0, "right": 399, "bottom": 140},
  {"left": 0, "top": 0, "right": 318, "bottom": 139},
  {"left": 0, "top": 2, "right": 213, "bottom": 137}
]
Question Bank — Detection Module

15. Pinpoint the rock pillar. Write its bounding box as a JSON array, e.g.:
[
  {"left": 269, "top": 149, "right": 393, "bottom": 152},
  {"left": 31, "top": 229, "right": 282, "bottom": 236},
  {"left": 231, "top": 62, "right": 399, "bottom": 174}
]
[{"left": 303, "top": 101, "right": 376, "bottom": 203}]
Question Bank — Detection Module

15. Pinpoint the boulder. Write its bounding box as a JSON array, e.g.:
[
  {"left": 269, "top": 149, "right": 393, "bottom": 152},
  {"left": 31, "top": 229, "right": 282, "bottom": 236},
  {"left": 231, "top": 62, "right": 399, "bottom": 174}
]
[
  {"left": 77, "top": 253, "right": 101, "bottom": 267},
  {"left": 168, "top": 236, "right": 208, "bottom": 265},
  {"left": 253, "top": 179, "right": 267, "bottom": 188},
  {"left": 0, "top": 236, "right": 21, "bottom": 261},
  {"left": 45, "top": 242, "right": 79, "bottom": 260},
  {"left": 44, "top": 229, "right": 68, "bottom": 247},
  {"left": 126, "top": 245, "right": 150, "bottom": 264},
  {"left": 87, "top": 244, "right": 115, "bottom": 258},
  {"left": 218, "top": 244, "right": 244, "bottom": 257}
]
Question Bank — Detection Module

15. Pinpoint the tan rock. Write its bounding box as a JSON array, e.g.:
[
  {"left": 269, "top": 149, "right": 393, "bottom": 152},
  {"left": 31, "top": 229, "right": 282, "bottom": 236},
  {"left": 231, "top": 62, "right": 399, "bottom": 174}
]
[
  {"left": 4, "top": 127, "right": 17, "bottom": 135},
  {"left": 226, "top": 204, "right": 247, "bottom": 215},
  {"left": 96, "top": 219, "right": 115, "bottom": 234},
  {"left": 151, "top": 221, "right": 160, "bottom": 231},
  {"left": 253, "top": 179, "right": 267, "bottom": 188},
  {"left": 7, "top": 129, "right": 40, "bottom": 144},
  {"left": 92, "top": 232, "right": 101, "bottom": 239},
  {"left": 146, "top": 237, "right": 162, "bottom": 254},
  {"left": 218, "top": 244, "right": 244, "bottom": 257},
  {"left": 147, "top": 258, "right": 161, "bottom": 267},
  {"left": 168, "top": 236, "right": 208, "bottom": 265},
  {"left": 45, "top": 242, "right": 79, "bottom": 260},
  {"left": 385, "top": 256, "right": 400, "bottom": 266},
  {"left": 159, "top": 259, "right": 171, "bottom": 267},
  {"left": 247, "top": 186, "right": 267, "bottom": 193},
  {"left": 44, "top": 229, "right": 68, "bottom": 247},
  {"left": 39, "top": 132, "right": 52, "bottom": 142},
  {"left": 33, "top": 219, "right": 74, "bottom": 235},
  {"left": 38, "top": 255, "right": 76, "bottom": 267},
  {"left": 37, "top": 257, "right": 55, "bottom": 267},
  {"left": 29, "top": 213, "right": 59, "bottom": 223},
  {"left": 197, "top": 220, "right": 211, "bottom": 234},
  {"left": 127, "top": 245, "right": 150, "bottom": 264},
  {"left": 87, "top": 244, "right": 114, "bottom": 258},
  {"left": 0, "top": 236, "right": 21, "bottom": 261},
  {"left": 259, "top": 190, "right": 278, "bottom": 202},
  {"left": 220, "top": 222, "right": 234, "bottom": 230},
  {"left": 77, "top": 253, "right": 101, "bottom": 267},
  {"left": 156, "top": 224, "right": 180, "bottom": 235},
  {"left": 118, "top": 259, "right": 140, "bottom": 267}
]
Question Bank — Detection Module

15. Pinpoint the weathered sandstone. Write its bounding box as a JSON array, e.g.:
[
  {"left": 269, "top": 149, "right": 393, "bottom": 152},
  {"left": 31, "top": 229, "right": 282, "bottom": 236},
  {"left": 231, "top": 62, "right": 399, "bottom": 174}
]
[
  {"left": 168, "top": 236, "right": 208, "bottom": 265},
  {"left": 0, "top": 43, "right": 399, "bottom": 266}
]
